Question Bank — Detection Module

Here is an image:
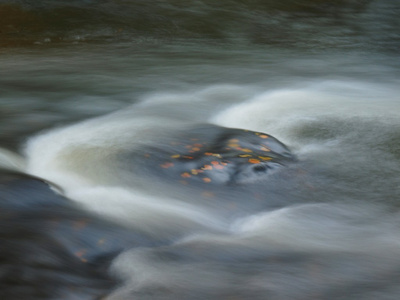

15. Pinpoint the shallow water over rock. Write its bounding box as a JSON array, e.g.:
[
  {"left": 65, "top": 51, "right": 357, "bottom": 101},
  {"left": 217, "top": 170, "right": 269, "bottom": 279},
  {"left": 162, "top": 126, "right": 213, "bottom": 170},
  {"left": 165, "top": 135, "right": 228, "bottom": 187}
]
[{"left": 1, "top": 0, "right": 400, "bottom": 299}]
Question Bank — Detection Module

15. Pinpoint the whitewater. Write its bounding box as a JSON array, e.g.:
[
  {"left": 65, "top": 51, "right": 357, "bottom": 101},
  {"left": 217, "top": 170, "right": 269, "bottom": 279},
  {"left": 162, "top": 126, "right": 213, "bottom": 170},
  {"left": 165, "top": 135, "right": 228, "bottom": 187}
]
[{"left": 1, "top": 0, "right": 400, "bottom": 299}]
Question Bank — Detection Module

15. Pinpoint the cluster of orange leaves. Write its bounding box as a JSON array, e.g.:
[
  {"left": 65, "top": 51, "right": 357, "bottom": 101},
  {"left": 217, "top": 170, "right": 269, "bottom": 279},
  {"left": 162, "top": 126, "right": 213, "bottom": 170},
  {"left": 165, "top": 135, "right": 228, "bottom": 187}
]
[{"left": 159, "top": 132, "right": 273, "bottom": 183}]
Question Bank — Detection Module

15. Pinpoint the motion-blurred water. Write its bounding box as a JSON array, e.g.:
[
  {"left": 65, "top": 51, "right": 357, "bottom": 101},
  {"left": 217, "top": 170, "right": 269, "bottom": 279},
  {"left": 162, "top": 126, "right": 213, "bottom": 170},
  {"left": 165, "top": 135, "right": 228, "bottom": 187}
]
[{"left": 1, "top": 0, "right": 400, "bottom": 299}]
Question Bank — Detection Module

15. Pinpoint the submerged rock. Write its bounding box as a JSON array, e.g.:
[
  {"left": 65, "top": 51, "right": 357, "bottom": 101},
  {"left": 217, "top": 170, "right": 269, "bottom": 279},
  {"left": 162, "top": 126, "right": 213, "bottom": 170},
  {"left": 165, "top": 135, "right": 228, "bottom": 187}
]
[
  {"left": 0, "top": 171, "right": 156, "bottom": 299},
  {"left": 0, "top": 126, "right": 297, "bottom": 298},
  {"left": 141, "top": 125, "right": 296, "bottom": 185}
]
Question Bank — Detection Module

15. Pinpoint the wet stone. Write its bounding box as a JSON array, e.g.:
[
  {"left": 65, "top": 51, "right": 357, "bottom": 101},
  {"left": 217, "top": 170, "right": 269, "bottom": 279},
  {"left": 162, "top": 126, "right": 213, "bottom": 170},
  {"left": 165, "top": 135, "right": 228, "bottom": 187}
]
[
  {"left": 0, "top": 171, "right": 156, "bottom": 270},
  {"left": 141, "top": 125, "right": 296, "bottom": 185}
]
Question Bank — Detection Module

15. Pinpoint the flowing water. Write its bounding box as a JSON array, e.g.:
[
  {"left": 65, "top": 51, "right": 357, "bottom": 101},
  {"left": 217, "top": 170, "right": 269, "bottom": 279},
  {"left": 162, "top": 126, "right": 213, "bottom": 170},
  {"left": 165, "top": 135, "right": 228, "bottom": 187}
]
[{"left": 1, "top": 0, "right": 400, "bottom": 299}]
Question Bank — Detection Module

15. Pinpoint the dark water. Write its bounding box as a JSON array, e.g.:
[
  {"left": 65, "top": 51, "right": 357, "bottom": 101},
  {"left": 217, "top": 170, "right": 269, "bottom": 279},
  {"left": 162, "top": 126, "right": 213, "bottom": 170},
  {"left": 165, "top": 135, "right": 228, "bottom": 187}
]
[{"left": 1, "top": 0, "right": 400, "bottom": 299}]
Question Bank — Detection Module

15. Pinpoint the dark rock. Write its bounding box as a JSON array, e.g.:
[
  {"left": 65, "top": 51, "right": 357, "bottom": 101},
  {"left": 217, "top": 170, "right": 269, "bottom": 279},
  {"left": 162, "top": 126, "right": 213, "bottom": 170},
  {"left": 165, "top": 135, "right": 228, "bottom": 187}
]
[
  {"left": 140, "top": 124, "right": 296, "bottom": 185},
  {"left": 0, "top": 170, "right": 155, "bottom": 300}
]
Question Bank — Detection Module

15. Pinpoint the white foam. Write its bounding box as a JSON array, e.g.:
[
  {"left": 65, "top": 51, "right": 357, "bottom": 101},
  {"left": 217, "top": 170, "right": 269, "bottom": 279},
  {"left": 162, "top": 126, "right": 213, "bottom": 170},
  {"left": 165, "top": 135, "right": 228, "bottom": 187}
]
[
  {"left": 67, "top": 186, "right": 225, "bottom": 238},
  {"left": 108, "top": 201, "right": 400, "bottom": 299},
  {"left": 24, "top": 105, "right": 225, "bottom": 237},
  {"left": 229, "top": 203, "right": 400, "bottom": 253},
  {"left": 23, "top": 80, "right": 400, "bottom": 245},
  {"left": 24, "top": 109, "right": 184, "bottom": 187},
  {"left": 0, "top": 148, "right": 26, "bottom": 172},
  {"left": 211, "top": 81, "right": 400, "bottom": 142},
  {"left": 20, "top": 81, "right": 400, "bottom": 299}
]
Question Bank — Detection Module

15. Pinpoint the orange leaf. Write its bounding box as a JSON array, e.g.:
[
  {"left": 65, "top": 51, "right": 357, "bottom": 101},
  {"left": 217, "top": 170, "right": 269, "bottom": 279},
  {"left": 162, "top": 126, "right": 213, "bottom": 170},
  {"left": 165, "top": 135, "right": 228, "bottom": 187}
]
[
  {"left": 248, "top": 158, "right": 261, "bottom": 164},
  {"left": 160, "top": 162, "right": 174, "bottom": 168},
  {"left": 241, "top": 148, "right": 253, "bottom": 153},
  {"left": 259, "top": 156, "right": 272, "bottom": 161}
]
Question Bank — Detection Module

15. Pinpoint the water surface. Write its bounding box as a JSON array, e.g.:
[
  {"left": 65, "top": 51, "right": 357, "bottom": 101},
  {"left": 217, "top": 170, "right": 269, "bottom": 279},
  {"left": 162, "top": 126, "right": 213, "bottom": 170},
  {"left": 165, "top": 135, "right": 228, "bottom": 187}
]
[{"left": 1, "top": 1, "right": 400, "bottom": 299}]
